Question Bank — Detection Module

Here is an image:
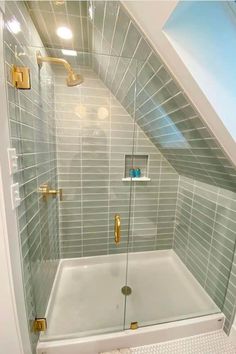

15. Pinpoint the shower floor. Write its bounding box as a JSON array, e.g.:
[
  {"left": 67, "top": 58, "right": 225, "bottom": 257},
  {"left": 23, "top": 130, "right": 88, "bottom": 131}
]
[{"left": 41, "top": 250, "right": 219, "bottom": 341}]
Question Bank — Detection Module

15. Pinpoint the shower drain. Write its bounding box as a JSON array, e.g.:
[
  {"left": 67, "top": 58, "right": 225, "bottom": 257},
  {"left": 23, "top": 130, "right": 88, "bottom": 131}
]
[{"left": 121, "top": 285, "right": 132, "bottom": 295}]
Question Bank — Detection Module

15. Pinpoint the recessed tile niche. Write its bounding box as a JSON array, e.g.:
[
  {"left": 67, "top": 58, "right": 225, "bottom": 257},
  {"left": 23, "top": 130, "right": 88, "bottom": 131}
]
[{"left": 123, "top": 154, "right": 150, "bottom": 181}]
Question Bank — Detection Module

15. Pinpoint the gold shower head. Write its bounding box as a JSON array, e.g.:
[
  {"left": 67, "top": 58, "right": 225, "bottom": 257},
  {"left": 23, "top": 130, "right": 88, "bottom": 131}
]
[
  {"left": 67, "top": 72, "right": 83, "bottom": 87},
  {"left": 36, "top": 51, "right": 83, "bottom": 87}
]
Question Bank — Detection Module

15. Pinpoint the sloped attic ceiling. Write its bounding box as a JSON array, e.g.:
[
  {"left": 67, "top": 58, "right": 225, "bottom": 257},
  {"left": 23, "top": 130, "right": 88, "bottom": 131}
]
[
  {"left": 25, "top": 1, "right": 90, "bottom": 51},
  {"left": 26, "top": 0, "right": 236, "bottom": 192}
]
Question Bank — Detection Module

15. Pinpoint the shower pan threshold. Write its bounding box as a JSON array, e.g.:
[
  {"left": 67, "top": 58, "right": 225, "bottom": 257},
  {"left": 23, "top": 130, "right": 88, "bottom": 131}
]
[{"left": 37, "top": 250, "right": 224, "bottom": 354}]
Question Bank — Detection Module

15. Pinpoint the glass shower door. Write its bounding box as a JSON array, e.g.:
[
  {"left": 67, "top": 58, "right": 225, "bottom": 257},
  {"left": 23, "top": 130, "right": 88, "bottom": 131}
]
[
  {"left": 19, "top": 47, "right": 138, "bottom": 341},
  {"left": 124, "top": 56, "right": 221, "bottom": 330},
  {"left": 68, "top": 52, "right": 138, "bottom": 337}
]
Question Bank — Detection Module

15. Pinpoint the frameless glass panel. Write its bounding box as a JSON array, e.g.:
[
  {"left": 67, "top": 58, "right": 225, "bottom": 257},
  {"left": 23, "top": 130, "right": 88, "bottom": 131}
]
[
  {"left": 15, "top": 46, "right": 138, "bottom": 341},
  {"left": 3, "top": 36, "right": 60, "bottom": 330},
  {"left": 124, "top": 58, "right": 222, "bottom": 331}
]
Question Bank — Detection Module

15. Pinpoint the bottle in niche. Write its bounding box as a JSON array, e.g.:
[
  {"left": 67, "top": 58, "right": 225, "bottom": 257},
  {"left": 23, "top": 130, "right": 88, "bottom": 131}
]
[
  {"left": 134, "top": 168, "right": 141, "bottom": 178},
  {"left": 129, "top": 168, "right": 136, "bottom": 178}
]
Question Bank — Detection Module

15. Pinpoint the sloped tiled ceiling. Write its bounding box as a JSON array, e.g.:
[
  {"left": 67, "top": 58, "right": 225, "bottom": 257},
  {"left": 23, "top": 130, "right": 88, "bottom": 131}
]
[
  {"left": 26, "top": 0, "right": 236, "bottom": 192},
  {"left": 26, "top": 1, "right": 90, "bottom": 51},
  {"left": 90, "top": 1, "right": 236, "bottom": 192}
]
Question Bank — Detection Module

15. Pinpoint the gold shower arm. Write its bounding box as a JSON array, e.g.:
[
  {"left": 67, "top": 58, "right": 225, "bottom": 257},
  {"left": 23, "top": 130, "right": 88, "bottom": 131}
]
[
  {"left": 36, "top": 50, "right": 83, "bottom": 86},
  {"left": 37, "top": 53, "right": 74, "bottom": 75}
]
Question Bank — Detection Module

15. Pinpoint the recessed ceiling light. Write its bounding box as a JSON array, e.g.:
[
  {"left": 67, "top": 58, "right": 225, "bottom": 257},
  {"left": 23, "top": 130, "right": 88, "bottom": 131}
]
[
  {"left": 55, "top": 0, "right": 65, "bottom": 5},
  {"left": 7, "top": 18, "right": 21, "bottom": 34},
  {"left": 56, "top": 26, "right": 73, "bottom": 40},
  {"left": 61, "top": 49, "right": 77, "bottom": 57}
]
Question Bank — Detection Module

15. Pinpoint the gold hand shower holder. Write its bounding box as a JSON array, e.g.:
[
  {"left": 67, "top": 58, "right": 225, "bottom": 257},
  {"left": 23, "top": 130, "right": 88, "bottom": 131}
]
[
  {"left": 114, "top": 214, "right": 121, "bottom": 245},
  {"left": 39, "top": 184, "right": 63, "bottom": 201}
]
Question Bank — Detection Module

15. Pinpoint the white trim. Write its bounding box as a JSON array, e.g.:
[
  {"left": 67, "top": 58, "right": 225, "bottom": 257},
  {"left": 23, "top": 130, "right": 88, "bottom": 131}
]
[
  {"left": 37, "top": 313, "right": 224, "bottom": 354},
  {"left": 122, "top": 177, "right": 151, "bottom": 182},
  {"left": 122, "top": 1, "right": 236, "bottom": 167},
  {"left": 0, "top": 167, "right": 24, "bottom": 354},
  {"left": 0, "top": 7, "right": 31, "bottom": 354}
]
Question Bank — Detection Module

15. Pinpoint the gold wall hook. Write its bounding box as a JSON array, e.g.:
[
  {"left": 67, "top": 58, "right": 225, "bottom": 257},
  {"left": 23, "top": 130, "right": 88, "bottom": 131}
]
[
  {"left": 114, "top": 214, "right": 121, "bottom": 245},
  {"left": 39, "top": 184, "right": 63, "bottom": 201},
  {"left": 11, "top": 65, "right": 31, "bottom": 89}
]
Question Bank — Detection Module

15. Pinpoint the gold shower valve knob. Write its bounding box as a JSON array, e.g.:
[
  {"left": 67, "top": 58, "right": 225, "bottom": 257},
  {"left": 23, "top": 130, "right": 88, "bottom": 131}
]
[{"left": 39, "top": 184, "right": 63, "bottom": 201}]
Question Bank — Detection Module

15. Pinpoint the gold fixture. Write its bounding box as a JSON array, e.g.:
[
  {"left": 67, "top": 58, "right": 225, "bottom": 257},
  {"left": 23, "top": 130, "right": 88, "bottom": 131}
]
[
  {"left": 39, "top": 184, "right": 63, "bottom": 201},
  {"left": 130, "top": 321, "right": 138, "bottom": 330},
  {"left": 121, "top": 285, "right": 132, "bottom": 296},
  {"left": 114, "top": 214, "right": 121, "bottom": 245},
  {"left": 33, "top": 318, "right": 47, "bottom": 332},
  {"left": 11, "top": 65, "right": 31, "bottom": 89},
  {"left": 36, "top": 51, "right": 83, "bottom": 87}
]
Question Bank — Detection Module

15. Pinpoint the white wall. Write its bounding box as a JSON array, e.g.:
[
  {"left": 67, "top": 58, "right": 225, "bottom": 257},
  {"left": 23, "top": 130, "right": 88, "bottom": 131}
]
[
  {"left": 164, "top": 1, "right": 236, "bottom": 141},
  {"left": 0, "top": 168, "right": 24, "bottom": 354}
]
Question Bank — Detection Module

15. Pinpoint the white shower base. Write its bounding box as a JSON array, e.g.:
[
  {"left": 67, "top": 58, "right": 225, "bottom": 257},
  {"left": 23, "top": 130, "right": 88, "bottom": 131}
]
[{"left": 37, "top": 250, "right": 224, "bottom": 354}]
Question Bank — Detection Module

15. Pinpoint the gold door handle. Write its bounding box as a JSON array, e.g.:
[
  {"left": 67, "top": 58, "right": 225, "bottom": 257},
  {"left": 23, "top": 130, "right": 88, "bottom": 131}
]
[
  {"left": 39, "top": 184, "right": 63, "bottom": 201},
  {"left": 114, "top": 214, "right": 121, "bottom": 245}
]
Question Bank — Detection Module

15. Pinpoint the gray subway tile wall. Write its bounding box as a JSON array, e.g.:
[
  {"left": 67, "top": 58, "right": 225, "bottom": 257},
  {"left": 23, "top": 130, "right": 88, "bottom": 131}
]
[
  {"left": 3, "top": 1, "right": 59, "bottom": 351},
  {"left": 54, "top": 63, "right": 179, "bottom": 257},
  {"left": 90, "top": 0, "right": 236, "bottom": 193},
  {"left": 174, "top": 176, "right": 236, "bottom": 332}
]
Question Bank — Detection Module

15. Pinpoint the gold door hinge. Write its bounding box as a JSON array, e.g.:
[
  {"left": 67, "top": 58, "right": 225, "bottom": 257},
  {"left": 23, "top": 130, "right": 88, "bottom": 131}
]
[
  {"left": 130, "top": 321, "right": 138, "bottom": 330},
  {"left": 33, "top": 318, "right": 47, "bottom": 332},
  {"left": 12, "top": 65, "right": 31, "bottom": 89}
]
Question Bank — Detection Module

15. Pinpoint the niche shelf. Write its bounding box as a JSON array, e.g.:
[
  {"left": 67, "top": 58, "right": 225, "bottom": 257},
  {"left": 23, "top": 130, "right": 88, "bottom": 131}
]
[
  {"left": 122, "top": 154, "right": 150, "bottom": 182},
  {"left": 122, "top": 177, "right": 151, "bottom": 181}
]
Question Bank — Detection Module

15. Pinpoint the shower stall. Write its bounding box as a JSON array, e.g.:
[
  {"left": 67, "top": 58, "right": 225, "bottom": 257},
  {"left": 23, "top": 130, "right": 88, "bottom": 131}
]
[
  {"left": 32, "top": 49, "right": 221, "bottom": 352},
  {"left": 10, "top": 45, "right": 224, "bottom": 352},
  {"left": 3, "top": 1, "right": 236, "bottom": 353}
]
